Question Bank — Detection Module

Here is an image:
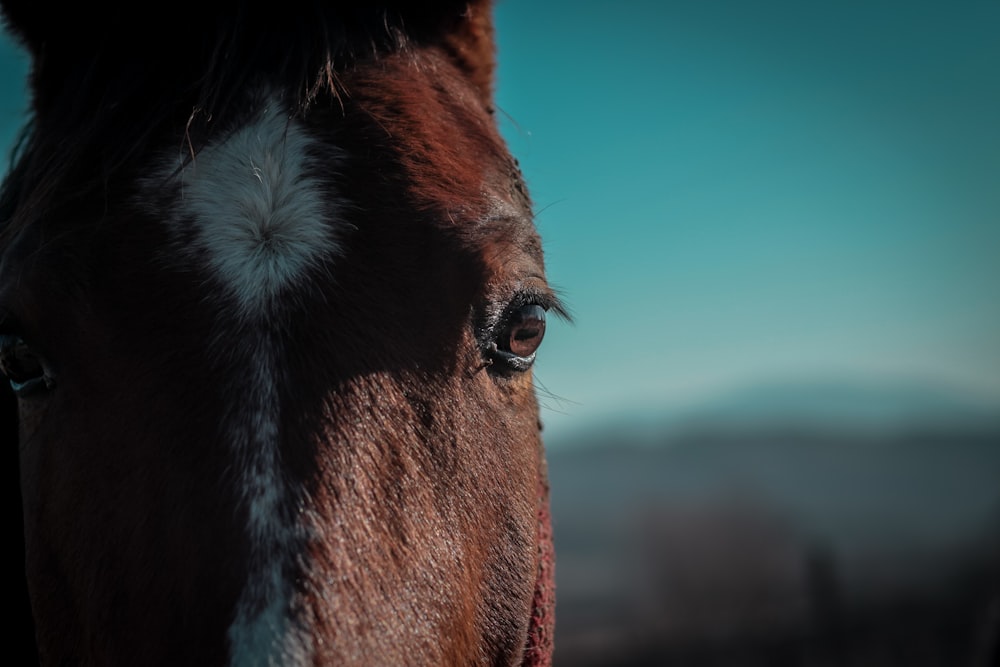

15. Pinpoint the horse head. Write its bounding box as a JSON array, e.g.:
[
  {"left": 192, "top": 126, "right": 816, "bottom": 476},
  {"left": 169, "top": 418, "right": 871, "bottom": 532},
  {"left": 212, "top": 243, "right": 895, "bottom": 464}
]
[{"left": 0, "top": 2, "right": 559, "bottom": 664}]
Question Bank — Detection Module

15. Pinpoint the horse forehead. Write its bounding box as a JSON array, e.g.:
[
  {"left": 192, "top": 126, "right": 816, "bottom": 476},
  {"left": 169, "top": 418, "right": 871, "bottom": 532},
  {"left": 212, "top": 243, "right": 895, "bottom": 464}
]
[
  {"left": 152, "top": 100, "right": 344, "bottom": 316},
  {"left": 142, "top": 98, "right": 535, "bottom": 308}
]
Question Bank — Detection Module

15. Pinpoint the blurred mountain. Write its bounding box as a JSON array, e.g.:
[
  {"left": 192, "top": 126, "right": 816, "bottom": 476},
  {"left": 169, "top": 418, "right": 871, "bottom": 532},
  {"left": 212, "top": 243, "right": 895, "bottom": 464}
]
[
  {"left": 677, "top": 379, "right": 1000, "bottom": 433},
  {"left": 547, "top": 379, "right": 1000, "bottom": 450},
  {"left": 545, "top": 380, "right": 1000, "bottom": 666}
]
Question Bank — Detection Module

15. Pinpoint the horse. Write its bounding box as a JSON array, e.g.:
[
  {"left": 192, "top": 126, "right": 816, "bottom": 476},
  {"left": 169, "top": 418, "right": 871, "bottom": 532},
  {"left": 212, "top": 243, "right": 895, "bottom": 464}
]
[{"left": 0, "top": 1, "right": 561, "bottom": 664}]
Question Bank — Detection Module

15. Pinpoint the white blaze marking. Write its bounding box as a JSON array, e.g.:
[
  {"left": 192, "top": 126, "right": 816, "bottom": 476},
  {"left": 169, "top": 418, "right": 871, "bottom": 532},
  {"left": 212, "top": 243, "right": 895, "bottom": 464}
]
[
  {"left": 178, "top": 101, "right": 339, "bottom": 316},
  {"left": 158, "top": 98, "right": 343, "bottom": 666},
  {"left": 225, "top": 342, "right": 306, "bottom": 667}
]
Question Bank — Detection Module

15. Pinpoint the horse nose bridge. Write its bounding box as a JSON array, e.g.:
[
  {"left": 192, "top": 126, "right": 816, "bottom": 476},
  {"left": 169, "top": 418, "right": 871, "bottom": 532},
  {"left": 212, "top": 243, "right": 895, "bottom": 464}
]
[{"left": 216, "top": 328, "right": 316, "bottom": 665}]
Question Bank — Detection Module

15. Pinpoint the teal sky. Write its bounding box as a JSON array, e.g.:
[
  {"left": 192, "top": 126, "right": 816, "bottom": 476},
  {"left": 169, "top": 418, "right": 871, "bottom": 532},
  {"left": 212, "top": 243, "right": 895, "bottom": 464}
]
[
  {"left": 494, "top": 0, "right": 1000, "bottom": 439},
  {"left": 1, "top": 2, "right": 998, "bottom": 443}
]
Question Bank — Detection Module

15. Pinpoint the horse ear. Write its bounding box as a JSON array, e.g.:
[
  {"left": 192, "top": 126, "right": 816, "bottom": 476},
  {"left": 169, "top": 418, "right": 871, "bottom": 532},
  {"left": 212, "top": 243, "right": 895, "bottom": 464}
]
[
  {"left": 433, "top": 0, "right": 497, "bottom": 104},
  {"left": 0, "top": 0, "right": 40, "bottom": 57},
  {"left": 354, "top": 1, "right": 500, "bottom": 103}
]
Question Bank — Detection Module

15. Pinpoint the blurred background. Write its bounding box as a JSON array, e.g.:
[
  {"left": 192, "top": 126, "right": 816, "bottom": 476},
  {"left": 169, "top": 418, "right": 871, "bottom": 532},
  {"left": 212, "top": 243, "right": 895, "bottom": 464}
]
[
  {"left": 492, "top": 1, "right": 1000, "bottom": 665},
  {"left": 3, "top": 1, "right": 999, "bottom": 664}
]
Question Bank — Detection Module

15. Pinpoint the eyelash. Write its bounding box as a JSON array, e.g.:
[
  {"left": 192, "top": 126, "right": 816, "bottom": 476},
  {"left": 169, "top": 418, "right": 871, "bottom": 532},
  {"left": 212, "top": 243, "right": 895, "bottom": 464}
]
[{"left": 478, "top": 289, "right": 561, "bottom": 373}]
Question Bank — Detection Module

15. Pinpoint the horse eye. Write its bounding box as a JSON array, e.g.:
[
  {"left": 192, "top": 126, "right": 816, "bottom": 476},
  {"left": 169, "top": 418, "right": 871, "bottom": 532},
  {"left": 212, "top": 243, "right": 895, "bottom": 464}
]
[
  {"left": 501, "top": 304, "right": 547, "bottom": 357},
  {"left": 490, "top": 304, "right": 547, "bottom": 371},
  {"left": 0, "top": 335, "right": 53, "bottom": 396}
]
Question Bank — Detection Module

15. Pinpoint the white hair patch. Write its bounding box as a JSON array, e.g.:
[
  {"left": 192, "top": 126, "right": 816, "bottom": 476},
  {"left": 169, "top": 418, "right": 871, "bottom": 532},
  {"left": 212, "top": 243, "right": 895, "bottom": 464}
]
[{"left": 174, "top": 101, "right": 341, "bottom": 316}]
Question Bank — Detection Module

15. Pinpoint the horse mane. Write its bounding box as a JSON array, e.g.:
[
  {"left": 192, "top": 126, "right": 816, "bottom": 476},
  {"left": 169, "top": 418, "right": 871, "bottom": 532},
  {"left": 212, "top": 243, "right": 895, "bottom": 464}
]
[{"left": 0, "top": 1, "right": 495, "bottom": 238}]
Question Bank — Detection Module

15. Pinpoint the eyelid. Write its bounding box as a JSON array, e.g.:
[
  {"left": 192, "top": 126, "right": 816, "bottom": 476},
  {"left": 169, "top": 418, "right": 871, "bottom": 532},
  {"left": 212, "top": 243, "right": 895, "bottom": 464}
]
[
  {"left": 477, "top": 284, "right": 562, "bottom": 377},
  {"left": 481, "top": 281, "right": 565, "bottom": 333},
  {"left": 0, "top": 317, "right": 39, "bottom": 354},
  {"left": 512, "top": 285, "right": 569, "bottom": 323},
  {"left": 0, "top": 307, "right": 30, "bottom": 337}
]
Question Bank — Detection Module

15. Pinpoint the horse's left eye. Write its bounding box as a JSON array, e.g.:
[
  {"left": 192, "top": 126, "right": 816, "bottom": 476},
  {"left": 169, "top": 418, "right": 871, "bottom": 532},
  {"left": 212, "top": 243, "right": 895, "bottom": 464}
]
[
  {"left": 501, "top": 304, "right": 547, "bottom": 358},
  {"left": 0, "top": 335, "right": 53, "bottom": 396},
  {"left": 489, "top": 304, "right": 547, "bottom": 372}
]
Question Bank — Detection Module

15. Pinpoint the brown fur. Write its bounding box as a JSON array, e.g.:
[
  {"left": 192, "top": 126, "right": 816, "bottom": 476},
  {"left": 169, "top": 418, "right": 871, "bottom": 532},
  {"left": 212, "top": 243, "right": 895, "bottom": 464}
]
[{"left": 1, "top": 1, "right": 556, "bottom": 665}]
